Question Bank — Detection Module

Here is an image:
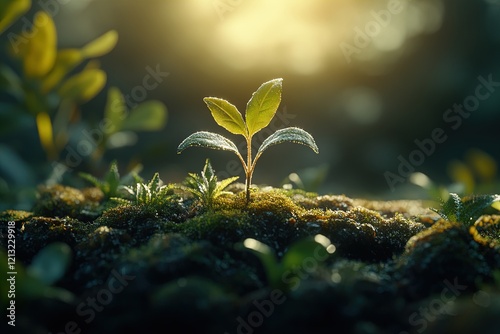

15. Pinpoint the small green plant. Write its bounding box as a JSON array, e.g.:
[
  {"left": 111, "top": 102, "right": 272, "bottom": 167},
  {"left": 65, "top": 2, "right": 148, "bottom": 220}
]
[
  {"left": 79, "top": 160, "right": 142, "bottom": 200},
  {"left": 182, "top": 159, "right": 238, "bottom": 210},
  {"left": 240, "top": 234, "right": 336, "bottom": 292},
  {"left": 431, "top": 192, "right": 500, "bottom": 225},
  {"left": 113, "top": 172, "right": 173, "bottom": 206},
  {"left": 177, "top": 78, "right": 319, "bottom": 203}
]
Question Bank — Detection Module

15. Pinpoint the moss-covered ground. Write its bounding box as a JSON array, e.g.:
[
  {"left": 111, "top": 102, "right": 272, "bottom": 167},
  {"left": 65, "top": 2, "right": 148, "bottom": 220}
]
[{"left": 1, "top": 184, "right": 500, "bottom": 333}]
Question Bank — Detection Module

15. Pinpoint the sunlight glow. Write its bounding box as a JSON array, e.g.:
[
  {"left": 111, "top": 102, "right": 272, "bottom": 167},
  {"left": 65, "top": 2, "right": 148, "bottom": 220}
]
[{"left": 183, "top": 0, "right": 444, "bottom": 74}]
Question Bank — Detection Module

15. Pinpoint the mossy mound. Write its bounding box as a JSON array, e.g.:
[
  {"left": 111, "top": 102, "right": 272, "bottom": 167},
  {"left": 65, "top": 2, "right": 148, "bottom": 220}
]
[
  {"left": 32, "top": 185, "right": 104, "bottom": 221},
  {"left": 2, "top": 216, "right": 93, "bottom": 263},
  {"left": 2, "top": 183, "right": 499, "bottom": 334},
  {"left": 397, "top": 220, "right": 500, "bottom": 299},
  {"left": 171, "top": 189, "right": 426, "bottom": 261}
]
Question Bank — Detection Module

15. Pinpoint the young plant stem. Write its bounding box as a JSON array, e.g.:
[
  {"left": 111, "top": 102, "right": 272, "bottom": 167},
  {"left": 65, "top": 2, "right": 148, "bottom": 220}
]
[{"left": 245, "top": 136, "right": 253, "bottom": 204}]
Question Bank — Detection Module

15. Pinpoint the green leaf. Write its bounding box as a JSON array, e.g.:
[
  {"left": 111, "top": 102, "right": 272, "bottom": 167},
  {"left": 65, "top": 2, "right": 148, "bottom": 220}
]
[
  {"left": 215, "top": 176, "right": 239, "bottom": 196},
  {"left": 0, "top": 65, "right": 22, "bottom": 99},
  {"left": 461, "top": 194, "right": 500, "bottom": 224},
  {"left": 104, "top": 87, "right": 126, "bottom": 134},
  {"left": 148, "top": 172, "right": 162, "bottom": 192},
  {"left": 203, "top": 97, "right": 247, "bottom": 136},
  {"left": 36, "top": 112, "right": 55, "bottom": 158},
  {"left": 120, "top": 100, "right": 167, "bottom": 132},
  {"left": 42, "top": 30, "right": 117, "bottom": 92},
  {"left": 23, "top": 11, "right": 57, "bottom": 78},
  {"left": 242, "top": 238, "right": 280, "bottom": 285},
  {"left": 42, "top": 49, "right": 83, "bottom": 92},
  {"left": 81, "top": 30, "right": 119, "bottom": 58},
  {"left": 177, "top": 131, "right": 240, "bottom": 156},
  {"left": 27, "top": 242, "right": 72, "bottom": 285},
  {"left": 78, "top": 172, "right": 102, "bottom": 189},
  {"left": 203, "top": 158, "right": 216, "bottom": 181},
  {"left": 434, "top": 192, "right": 461, "bottom": 222},
  {"left": 432, "top": 193, "right": 500, "bottom": 225},
  {"left": 0, "top": 0, "right": 31, "bottom": 34},
  {"left": 281, "top": 235, "right": 334, "bottom": 272},
  {"left": 104, "top": 160, "right": 120, "bottom": 196},
  {"left": 246, "top": 78, "right": 283, "bottom": 137},
  {"left": 58, "top": 68, "right": 106, "bottom": 103},
  {"left": 256, "top": 127, "right": 319, "bottom": 160}
]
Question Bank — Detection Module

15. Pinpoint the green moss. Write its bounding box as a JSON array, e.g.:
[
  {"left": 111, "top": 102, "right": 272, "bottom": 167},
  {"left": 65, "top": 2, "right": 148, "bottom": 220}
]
[
  {"left": 149, "top": 276, "right": 236, "bottom": 333},
  {"left": 470, "top": 215, "right": 500, "bottom": 248},
  {"left": 94, "top": 196, "right": 189, "bottom": 246},
  {"left": 84, "top": 226, "right": 133, "bottom": 251},
  {"left": 171, "top": 189, "right": 427, "bottom": 262},
  {"left": 173, "top": 190, "right": 318, "bottom": 254},
  {"left": 32, "top": 185, "right": 103, "bottom": 221},
  {"left": 397, "top": 220, "right": 497, "bottom": 298},
  {"left": 14, "top": 216, "right": 93, "bottom": 263},
  {"left": 0, "top": 209, "right": 32, "bottom": 222},
  {"left": 7, "top": 176, "right": 499, "bottom": 333},
  {"left": 246, "top": 189, "right": 306, "bottom": 219},
  {"left": 292, "top": 194, "right": 354, "bottom": 211},
  {"left": 121, "top": 233, "right": 262, "bottom": 293},
  {"left": 299, "top": 206, "right": 426, "bottom": 261},
  {"left": 280, "top": 188, "right": 319, "bottom": 199},
  {"left": 72, "top": 225, "right": 135, "bottom": 291},
  {"left": 175, "top": 209, "right": 251, "bottom": 244}
]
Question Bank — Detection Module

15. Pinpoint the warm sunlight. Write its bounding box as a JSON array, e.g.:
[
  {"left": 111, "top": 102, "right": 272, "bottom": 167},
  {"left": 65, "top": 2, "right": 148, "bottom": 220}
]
[{"left": 183, "top": 0, "right": 444, "bottom": 75}]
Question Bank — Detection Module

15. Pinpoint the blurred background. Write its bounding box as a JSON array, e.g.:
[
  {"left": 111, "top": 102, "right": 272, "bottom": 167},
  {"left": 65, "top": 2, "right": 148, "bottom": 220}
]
[{"left": 1, "top": 0, "right": 499, "bottom": 210}]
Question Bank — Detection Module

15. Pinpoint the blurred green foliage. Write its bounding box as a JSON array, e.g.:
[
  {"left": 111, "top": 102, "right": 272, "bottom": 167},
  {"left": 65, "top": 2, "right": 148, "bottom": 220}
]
[
  {"left": 410, "top": 149, "right": 500, "bottom": 201},
  {"left": 283, "top": 164, "right": 329, "bottom": 193},
  {"left": 0, "top": 0, "right": 167, "bottom": 210},
  {"left": 239, "top": 234, "right": 335, "bottom": 292},
  {"left": 0, "top": 242, "right": 74, "bottom": 310},
  {"left": 2, "top": 7, "right": 117, "bottom": 159},
  {"left": 79, "top": 160, "right": 142, "bottom": 200}
]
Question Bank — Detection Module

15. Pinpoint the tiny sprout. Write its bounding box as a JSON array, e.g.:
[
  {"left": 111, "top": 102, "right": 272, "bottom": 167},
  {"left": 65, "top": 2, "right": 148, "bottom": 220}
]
[
  {"left": 182, "top": 158, "right": 239, "bottom": 210},
  {"left": 79, "top": 160, "right": 142, "bottom": 199},
  {"left": 431, "top": 192, "right": 500, "bottom": 225},
  {"left": 177, "top": 78, "right": 319, "bottom": 203},
  {"left": 112, "top": 172, "right": 173, "bottom": 206}
]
